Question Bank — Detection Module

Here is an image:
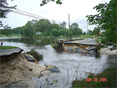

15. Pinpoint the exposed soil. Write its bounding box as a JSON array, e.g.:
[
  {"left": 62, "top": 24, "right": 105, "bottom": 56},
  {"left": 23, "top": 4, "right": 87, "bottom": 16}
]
[{"left": 0, "top": 53, "right": 45, "bottom": 85}]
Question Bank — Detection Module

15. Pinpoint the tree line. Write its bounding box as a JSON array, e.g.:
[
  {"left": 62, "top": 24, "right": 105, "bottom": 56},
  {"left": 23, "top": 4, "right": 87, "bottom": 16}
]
[
  {"left": 0, "top": 19, "right": 85, "bottom": 37},
  {"left": 0, "top": 18, "right": 101, "bottom": 37}
]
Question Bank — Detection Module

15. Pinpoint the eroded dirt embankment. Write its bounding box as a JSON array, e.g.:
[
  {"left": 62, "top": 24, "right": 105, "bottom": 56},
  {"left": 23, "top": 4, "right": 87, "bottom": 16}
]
[{"left": 0, "top": 53, "right": 45, "bottom": 84}]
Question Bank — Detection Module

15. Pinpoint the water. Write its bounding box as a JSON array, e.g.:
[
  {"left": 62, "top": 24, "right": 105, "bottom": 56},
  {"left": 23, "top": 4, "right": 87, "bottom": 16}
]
[{"left": 0, "top": 37, "right": 116, "bottom": 88}]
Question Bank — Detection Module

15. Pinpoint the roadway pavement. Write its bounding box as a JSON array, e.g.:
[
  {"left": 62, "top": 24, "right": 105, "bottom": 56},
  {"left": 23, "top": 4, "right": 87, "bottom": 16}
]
[
  {"left": 63, "top": 39, "right": 98, "bottom": 45},
  {"left": 0, "top": 48, "right": 23, "bottom": 56}
]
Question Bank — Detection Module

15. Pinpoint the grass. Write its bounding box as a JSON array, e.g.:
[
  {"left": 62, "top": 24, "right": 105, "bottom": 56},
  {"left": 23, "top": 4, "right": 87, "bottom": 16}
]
[
  {"left": 0, "top": 34, "right": 7, "bottom": 37},
  {"left": 72, "top": 67, "right": 116, "bottom": 88},
  {"left": 0, "top": 34, "right": 22, "bottom": 37},
  {"left": 51, "top": 44, "right": 54, "bottom": 48},
  {"left": 9, "top": 34, "right": 22, "bottom": 37},
  {"left": 0, "top": 46, "right": 18, "bottom": 50}
]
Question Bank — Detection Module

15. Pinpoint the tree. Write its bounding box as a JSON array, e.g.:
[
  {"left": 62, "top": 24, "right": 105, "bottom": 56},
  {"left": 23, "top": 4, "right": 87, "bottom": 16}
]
[
  {"left": 23, "top": 21, "right": 36, "bottom": 37},
  {"left": 50, "top": 29, "right": 59, "bottom": 36},
  {"left": 82, "top": 31, "right": 86, "bottom": 35},
  {"left": 86, "top": 0, "right": 116, "bottom": 42},
  {"left": 71, "top": 23, "right": 79, "bottom": 29},
  {"left": 77, "top": 28, "right": 83, "bottom": 35},
  {"left": 59, "top": 21, "right": 66, "bottom": 29},
  {"left": 35, "top": 19, "right": 51, "bottom": 35},
  {"left": 93, "top": 27, "right": 100, "bottom": 36},
  {"left": 87, "top": 30, "right": 93, "bottom": 35},
  {"left": 19, "top": 27, "right": 24, "bottom": 35},
  {"left": 31, "top": 19, "right": 38, "bottom": 25},
  {"left": 58, "top": 29, "right": 66, "bottom": 36},
  {"left": 105, "top": 29, "right": 116, "bottom": 43},
  {"left": 40, "top": 0, "right": 62, "bottom": 6},
  {"left": 0, "top": 0, "right": 16, "bottom": 27},
  {"left": 70, "top": 23, "right": 82, "bottom": 35},
  {"left": 0, "top": 25, "right": 11, "bottom": 36},
  {"left": 71, "top": 23, "right": 78, "bottom": 35},
  {"left": 11, "top": 27, "right": 22, "bottom": 34},
  {"left": 51, "top": 23, "right": 60, "bottom": 30}
]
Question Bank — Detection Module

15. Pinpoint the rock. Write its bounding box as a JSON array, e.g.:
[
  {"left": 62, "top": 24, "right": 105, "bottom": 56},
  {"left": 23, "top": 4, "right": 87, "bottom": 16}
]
[
  {"left": 25, "top": 54, "right": 36, "bottom": 62},
  {"left": 74, "top": 47, "right": 79, "bottom": 52},
  {"left": 74, "top": 48, "right": 85, "bottom": 53},
  {"left": 4, "top": 80, "right": 34, "bottom": 88},
  {"left": 29, "top": 68, "right": 33, "bottom": 71},
  {"left": 88, "top": 50, "right": 97, "bottom": 55},
  {"left": 85, "top": 46, "right": 96, "bottom": 51},
  {"left": 67, "top": 46, "right": 74, "bottom": 51}
]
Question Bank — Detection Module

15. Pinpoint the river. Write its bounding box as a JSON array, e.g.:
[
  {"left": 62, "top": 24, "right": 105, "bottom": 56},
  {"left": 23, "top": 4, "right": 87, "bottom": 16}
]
[{"left": 0, "top": 37, "right": 116, "bottom": 88}]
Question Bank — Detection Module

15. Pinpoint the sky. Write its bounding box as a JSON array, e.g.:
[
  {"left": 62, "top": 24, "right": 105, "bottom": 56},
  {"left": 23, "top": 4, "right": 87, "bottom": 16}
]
[{"left": 1, "top": 0, "right": 110, "bottom": 32}]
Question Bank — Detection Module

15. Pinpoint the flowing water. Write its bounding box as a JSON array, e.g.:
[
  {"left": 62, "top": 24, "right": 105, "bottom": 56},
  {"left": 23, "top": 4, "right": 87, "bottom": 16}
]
[{"left": 0, "top": 37, "right": 116, "bottom": 88}]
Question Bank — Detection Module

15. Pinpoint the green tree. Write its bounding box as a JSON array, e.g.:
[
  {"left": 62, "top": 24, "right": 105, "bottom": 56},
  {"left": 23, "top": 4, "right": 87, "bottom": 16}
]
[
  {"left": 58, "top": 29, "right": 66, "bottom": 36},
  {"left": 65, "top": 30, "right": 69, "bottom": 36},
  {"left": 86, "top": 0, "right": 116, "bottom": 43},
  {"left": 50, "top": 29, "right": 59, "bottom": 36},
  {"left": 0, "top": 25, "right": 11, "bottom": 36},
  {"left": 77, "top": 28, "right": 83, "bottom": 35},
  {"left": 0, "top": 0, "right": 16, "bottom": 28},
  {"left": 35, "top": 19, "right": 51, "bottom": 35},
  {"left": 23, "top": 21, "right": 36, "bottom": 37},
  {"left": 19, "top": 27, "right": 24, "bottom": 35},
  {"left": 51, "top": 23, "right": 60, "bottom": 30},
  {"left": 11, "top": 27, "right": 22, "bottom": 35},
  {"left": 4, "top": 25, "right": 11, "bottom": 36},
  {"left": 70, "top": 23, "right": 83, "bottom": 35},
  {"left": 71, "top": 23, "right": 79, "bottom": 29},
  {"left": 43, "top": 31, "right": 48, "bottom": 36},
  {"left": 71, "top": 23, "right": 78, "bottom": 35},
  {"left": 40, "top": 0, "right": 62, "bottom": 6},
  {"left": 59, "top": 21, "right": 66, "bottom": 29},
  {"left": 105, "top": 29, "right": 116, "bottom": 43},
  {"left": 82, "top": 31, "right": 86, "bottom": 35},
  {"left": 93, "top": 27, "right": 100, "bottom": 36},
  {"left": 31, "top": 19, "right": 38, "bottom": 25},
  {"left": 87, "top": 30, "right": 93, "bottom": 35}
]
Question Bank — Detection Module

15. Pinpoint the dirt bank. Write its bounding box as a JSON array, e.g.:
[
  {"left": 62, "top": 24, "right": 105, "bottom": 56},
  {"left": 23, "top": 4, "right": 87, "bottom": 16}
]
[{"left": 0, "top": 53, "right": 45, "bottom": 85}]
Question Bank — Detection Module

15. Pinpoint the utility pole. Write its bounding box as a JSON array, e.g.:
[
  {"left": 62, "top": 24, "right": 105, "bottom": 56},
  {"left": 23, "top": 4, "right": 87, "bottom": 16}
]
[
  {"left": 87, "top": 21, "right": 88, "bottom": 39},
  {"left": 68, "top": 14, "right": 70, "bottom": 39}
]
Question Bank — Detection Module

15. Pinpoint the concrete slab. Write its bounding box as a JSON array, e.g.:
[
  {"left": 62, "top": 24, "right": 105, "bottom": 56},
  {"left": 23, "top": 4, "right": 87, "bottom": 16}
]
[
  {"left": 63, "top": 39, "right": 98, "bottom": 45},
  {"left": 0, "top": 48, "right": 23, "bottom": 57},
  {"left": 24, "top": 54, "right": 36, "bottom": 62},
  {"left": 38, "top": 65, "right": 60, "bottom": 78}
]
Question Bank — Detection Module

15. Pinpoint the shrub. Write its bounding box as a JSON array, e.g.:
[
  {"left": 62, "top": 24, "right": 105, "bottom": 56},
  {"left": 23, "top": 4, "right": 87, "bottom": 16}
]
[{"left": 26, "top": 49, "right": 43, "bottom": 61}]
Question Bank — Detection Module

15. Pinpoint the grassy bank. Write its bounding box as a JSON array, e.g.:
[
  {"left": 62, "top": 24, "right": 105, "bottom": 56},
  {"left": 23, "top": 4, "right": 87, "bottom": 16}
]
[
  {"left": 72, "top": 67, "right": 116, "bottom": 88},
  {"left": 0, "top": 46, "right": 18, "bottom": 50},
  {"left": 9, "top": 34, "right": 22, "bottom": 37},
  {"left": 0, "top": 34, "right": 22, "bottom": 37}
]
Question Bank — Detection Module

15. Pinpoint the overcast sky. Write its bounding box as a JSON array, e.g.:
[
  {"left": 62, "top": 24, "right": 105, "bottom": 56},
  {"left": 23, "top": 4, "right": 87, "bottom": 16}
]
[{"left": 1, "top": 0, "right": 110, "bottom": 32}]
